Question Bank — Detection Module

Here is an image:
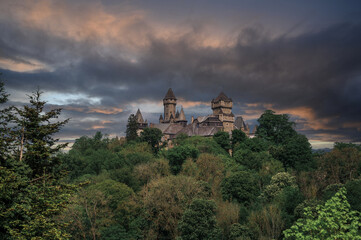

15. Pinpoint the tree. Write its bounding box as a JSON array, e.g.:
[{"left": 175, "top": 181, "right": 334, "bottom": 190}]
[
  {"left": 14, "top": 90, "right": 69, "bottom": 177},
  {"left": 256, "top": 110, "right": 297, "bottom": 145},
  {"left": 178, "top": 199, "right": 222, "bottom": 240},
  {"left": 261, "top": 172, "right": 297, "bottom": 201},
  {"left": 221, "top": 171, "right": 260, "bottom": 205},
  {"left": 284, "top": 187, "right": 361, "bottom": 239},
  {"left": 141, "top": 175, "right": 210, "bottom": 239},
  {"left": 167, "top": 145, "right": 199, "bottom": 175},
  {"left": 195, "top": 153, "right": 224, "bottom": 196},
  {"left": 249, "top": 204, "right": 284, "bottom": 240},
  {"left": 0, "top": 88, "right": 75, "bottom": 239},
  {"left": 213, "top": 131, "right": 231, "bottom": 151},
  {"left": 317, "top": 146, "right": 361, "bottom": 186},
  {"left": 272, "top": 134, "right": 313, "bottom": 170},
  {"left": 233, "top": 149, "right": 273, "bottom": 171},
  {"left": 0, "top": 78, "right": 13, "bottom": 164},
  {"left": 140, "top": 127, "right": 162, "bottom": 154},
  {"left": 231, "top": 129, "right": 247, "bottom": 151},
  {"left": 126, "top": 114, "right": 138, "bottom": 142}
]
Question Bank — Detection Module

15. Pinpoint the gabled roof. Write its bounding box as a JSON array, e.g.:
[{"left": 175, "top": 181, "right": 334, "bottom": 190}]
[
  {"left": 163, "top": 88, "right": 176, "bottom": 100},
  {"left": 135, "top": 109, "right": 144, "bottom": 123},
  {"left": 176, "top": 122, "right": 221, "bottom": 137},
  {"left": 211, "top": 92, "right": 232, "bottom": 103},
  {"left": 152, "top": 123, "right": 185, "bottom": 135}
]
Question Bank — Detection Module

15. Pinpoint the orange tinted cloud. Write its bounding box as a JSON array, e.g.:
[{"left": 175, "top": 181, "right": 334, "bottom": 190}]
[
  {"left": 3, "top": 0, "right": 228, "bottom": 57},
  {"left": 64, "top": 106, "right": 123, "bottom": 114},
  {"left": 177, "top": 98, "right": 209, "bottom": 108},
  {"left": 0, "top": 57, "right": 50, "bottom": 72},
  {"left": 242, "top": 103, "right": 336, "bottom": 131},
  {"left": 89, "top": 125, "right": 106, "bottom": 130}
]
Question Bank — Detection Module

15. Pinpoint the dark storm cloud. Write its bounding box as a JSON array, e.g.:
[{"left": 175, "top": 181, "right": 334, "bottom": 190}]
[{"left": 1, "top": 0, "right": 361, "bottom": 142}]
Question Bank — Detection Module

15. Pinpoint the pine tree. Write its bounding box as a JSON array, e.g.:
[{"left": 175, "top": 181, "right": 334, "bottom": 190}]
[
  {"left": 0, "top": 77, "right": 13, "bottom": 164},
  {"left": 0, "top": 86, "right": 75, "bottom": 239},
  {"left": 126, "top": 114, "right": 138, "bottom": 142},
  {"left": 14, "top": 89, "right": 69, "bottom": 177}
]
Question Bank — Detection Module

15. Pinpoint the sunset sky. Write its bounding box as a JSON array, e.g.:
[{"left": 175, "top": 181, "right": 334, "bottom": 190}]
[{"left": 1, "top": 0, "right": 361, "bottom": 148}]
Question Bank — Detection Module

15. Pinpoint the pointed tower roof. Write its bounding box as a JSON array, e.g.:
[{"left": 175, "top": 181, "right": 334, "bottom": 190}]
[
  {"left": 159, "top": 114, "right": 163, "bottom": 120},
  {"left": 135, "top": 109, "right": 144, "bottom": 123},
  {"left": 175, "top": 110, "right": 180, "bottom": 119},
  {"left": 212, "top": 92, "right": 232, "bottom": 103},
  {"left": 179, "top": 107, "right": 186, "bottom": 121},
  {"left": 163, "top": 88, "right": 176, "bottom": 100}
]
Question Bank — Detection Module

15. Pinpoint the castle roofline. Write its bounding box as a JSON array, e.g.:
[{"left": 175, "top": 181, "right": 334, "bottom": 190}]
[
  {"left": 211, "top": 92, "right": 232, "bottom": 103},
  {"left": 163, "top": 88, "right": 177, "bottom": 100},
  {"left": 135, "top": 108, "right": 144, "bottom": 123}
]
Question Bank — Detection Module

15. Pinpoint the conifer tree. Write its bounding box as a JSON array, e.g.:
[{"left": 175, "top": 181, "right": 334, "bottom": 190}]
[
  {"left": 13, "top": 89, "right": 69, "bottom": 177},
  {"left": 0, "top": 77, "right": 13, "bottom": 163},
  {"left": 0, "top": 86, "right": 75, "bottom": 239},
  {"left": 126, "top": 114, "right": 138, "bottom": 142}
]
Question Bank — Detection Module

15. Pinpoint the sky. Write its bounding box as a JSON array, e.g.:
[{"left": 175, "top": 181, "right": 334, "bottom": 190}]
[{"left": 1, "top": 0, "right": 361, "bottom": 149}]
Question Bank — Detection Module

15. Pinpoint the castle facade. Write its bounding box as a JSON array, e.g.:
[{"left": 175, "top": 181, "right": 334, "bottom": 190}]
[{"left": 134, "top": 88, "right": 250, "bottom": 140}]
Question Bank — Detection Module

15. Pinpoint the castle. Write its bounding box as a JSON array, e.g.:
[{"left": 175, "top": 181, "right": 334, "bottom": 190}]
[{"left": 134, "top": 88, "right": 250, "bottom": 140}]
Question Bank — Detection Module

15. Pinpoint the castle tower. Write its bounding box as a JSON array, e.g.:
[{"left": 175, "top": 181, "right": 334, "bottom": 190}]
[
  {"left": 211, "top": 92, "right": 235, "bottom": 132},
  {"left": 163, "top": 88, "right": 177, "bottom": 122},
  {"left": 177, "top": 107, "right": 188, "bottom": 126},
  {"left": 135, "top": 109, "right": 148, "bottom": 135}
]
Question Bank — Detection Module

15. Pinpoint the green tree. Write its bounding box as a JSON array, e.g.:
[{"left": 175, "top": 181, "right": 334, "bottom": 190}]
[
  {"left": 272, "top": 134, "right": 313, "bottom": 170},
  {"left": 14, "top": 90, "right": 69, "bottom": 177},
  {"left": 167, "top": 145, "right": 199, "bottom": 175},
  {"left": 0, "top": 78, "right": 12, "bottom": 163},
  {"left": 178, "top": 199, "right": 222, "bottom": 240},
  {"left": 140, "top": 127, "right": 162, "bottom": 154},
  {"left": 234, "top": 149, "right": 272, "bottom": 171},
  {"left": 126, "top": 114, "right": 138, "bottom": 142},
  {"left": 256, "top": 110, "right": 296, "bottom": 145},
  {"left": 261, "top": 172, "right": 297, "bottom": 201},
  {"left": 0, "top": 89, "right": 75, "bottom": 239},
  {"left": 284, "top": 187, "right": 361, "bottom": 239},
  {"left": 213, "top": 131, "right": 231, "bottom": 151},
  {"left": 221, "top": 171, "right": 259, "bottom": 205},
  {"left": 141, "top": 175, "right": 210, "bottom": 239},
  {"left": 231, "top": 129, "right": 247, "bottom": 151}
]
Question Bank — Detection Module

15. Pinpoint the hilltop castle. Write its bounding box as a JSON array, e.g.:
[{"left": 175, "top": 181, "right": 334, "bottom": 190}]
[{"left": 134, "top": 88, "right": 250, "bottom": 140}]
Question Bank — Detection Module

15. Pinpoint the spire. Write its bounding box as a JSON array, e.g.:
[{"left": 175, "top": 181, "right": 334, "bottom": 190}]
[
  {"left": 175, "top": 110, "right": 180, "bottom": 119},
  {"left": 179, "top": 107, "right": 186, "bottom": 120},
  {"left": 212, "top": 92, "right": 232, "bottom": 103},
  {"left": 164, "top": 88, "right": 176, "bottom": 100},
  {"left": 159, "top": 114, "right": 163, "bottom": 120},
  {"left": 135, "top": 109, "right": 144, "bottom": 123}
]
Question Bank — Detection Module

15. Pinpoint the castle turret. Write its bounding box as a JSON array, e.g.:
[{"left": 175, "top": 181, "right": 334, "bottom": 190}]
[
  {"left": 135, "top": 109, "right": 148, "bottom": 135},
  {"left": 211, "top": 92, "right": 234, "bottom": 132},
  {"left": 163, "top": 88, "right": 177, "bottom": 122},
  {"left": 136, "top": 109, "right": 144, "bottom": 123},
  {"left": 177, "top": 107, "right": 187, "bottom": 126}
]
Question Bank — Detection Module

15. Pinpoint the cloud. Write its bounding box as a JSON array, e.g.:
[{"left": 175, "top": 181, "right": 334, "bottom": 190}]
[{"left": 1, "top": 0, "right": 361, "bottom": 143}]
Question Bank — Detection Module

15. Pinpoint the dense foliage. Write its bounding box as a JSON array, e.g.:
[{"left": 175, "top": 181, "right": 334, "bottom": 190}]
[{"left": 1, "top": 78, "right": 361, "bottom": 239}]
